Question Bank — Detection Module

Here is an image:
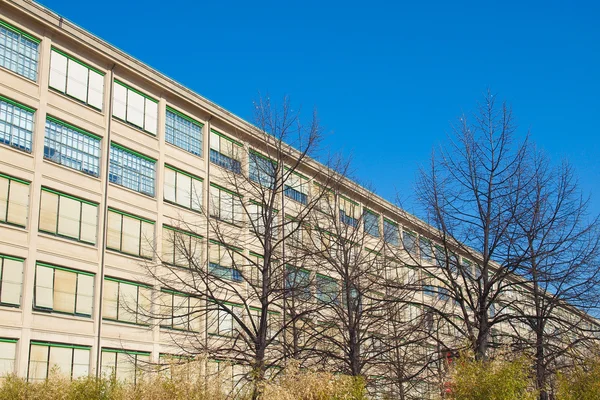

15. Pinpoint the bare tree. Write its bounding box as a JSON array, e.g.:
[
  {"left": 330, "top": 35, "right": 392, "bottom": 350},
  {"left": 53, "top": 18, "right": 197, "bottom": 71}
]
[
  {"left": 415, "top": 91, "right": 531, "bottom": 360},
  {"left": 144, "top": 95, "right": 346, "bottom": 398},
  {"left": 506, "top": 151, "right": 600, "bottom": 399}
]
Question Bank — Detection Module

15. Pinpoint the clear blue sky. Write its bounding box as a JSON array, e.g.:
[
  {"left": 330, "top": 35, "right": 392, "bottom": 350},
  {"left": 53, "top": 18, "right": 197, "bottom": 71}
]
[{"left": 39, "top": 0, "right": 600, "bottom": 217}]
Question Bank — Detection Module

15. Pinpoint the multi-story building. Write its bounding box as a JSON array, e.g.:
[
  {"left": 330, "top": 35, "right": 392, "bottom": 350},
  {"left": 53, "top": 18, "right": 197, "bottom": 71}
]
[{"left": 0, "top": 1, "right": 596, "bottom": 398}]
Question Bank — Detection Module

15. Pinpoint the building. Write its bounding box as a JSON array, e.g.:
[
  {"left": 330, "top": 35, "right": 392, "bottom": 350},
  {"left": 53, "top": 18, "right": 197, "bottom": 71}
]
[{"left": 0, "top": 1, "right": 596, "bottom": 398}]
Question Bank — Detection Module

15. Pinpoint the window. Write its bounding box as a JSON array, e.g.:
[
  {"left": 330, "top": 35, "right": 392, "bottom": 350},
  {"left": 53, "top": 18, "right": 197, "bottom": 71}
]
[
  {"left": 0, "top": 339, "right": 17, "bottom": 376},
  {"left": 166, "top": 107, "right": 203, "bottom": 156},
  {"left": 249, "top": 151, "right": 276, "bottom": 188},
  {"left": 102, "top": 277, "right": 151, "bottom": 325},
  {"left": 159, "top": 289, "right": 201, "bottom": 332},
  {"left": 162, "top": 225, "right": 203, "bottom": 268},
  {"left": 284, "top": 170, "right": 308, "bottom": 204},
  {"left": 0, "top": 255, "right": 22, "bottom": 306},
  {"left": 249, "top": 252, "right": 263, "bottom": 286},
  {"left": 106, "top": 208, "right": 154, "bottom": 259},
  {"left": 339, "top": 196, "right": 359, "bottom": 227},
  {"left": 249, "top": 308, "right": 280, "bottom": 339},
  {"left": 44, "top": 117, "right": 101, "bottom": 177},
  {"left": 48, "top": 47, "right": 104, "bottom": 110},
  {"left": 28, "top": 342, "right": 90, "bottom": 381},
  {"left": 316, "top": 274, "right": 339, "bottom": 304},
  {"left": 364, "top": 209, "right": 380, "bottom": 237},
  {"left": 209, "top": 183, "right": 243, "bottom": 225},
  {"left": 0, "top": 19, "right": 39, "bottom": 81},
  {"left": 419, "top": 237, "right": 433, "bottom": 262},
  {"left": 209, "top": 241, "right": 243, "bottom": 282},
  {"left": 438, "top": 287, "right": 450, "bottom": 301},
  {"left": 402, "top": 229, "right": 417, "bottom": 256},
  {"left": 207, "top": 303, "right": 243, "bottom": 337},
  {"left": 112, "top": 80, "right": 157, "bottom": 134},
  {"left": 39, "top": 188, "right": 98, "bottom": 244},
  {"left": 285, "top": 265, "right": 311, "bottom": 300},
  {"left": 209, "top": 129, "right": 241, "bottom": 173},
  {"left": 101, "top": 348, "right": 150, "bottom": 383},
  {"left": 33, "top": 262, "right": 94, "bottom": 317},
  {"left": 163, "top": 165, "right": 203, "bottom": 211},
  {"left": 0, "top": 95, "right": 34, "bottom": 152},
  {"left": 0, "top": 173, "right": 29, "bottom": 227},
  {"left": 383, "top": 219, "right": 399, "bottom": 246},
  {"left": 109, "top": 143, "right": 156, "bottom": 196},
  {"left": 249, "top": 201, "right": 278, "bottom": 237}
]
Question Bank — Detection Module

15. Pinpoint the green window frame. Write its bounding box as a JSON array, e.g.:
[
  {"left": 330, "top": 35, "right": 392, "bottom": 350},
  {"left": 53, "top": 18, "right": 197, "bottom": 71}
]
[
  {"left": 165, "top": 106, "right": 203, "bottom": 157},
  {"left": 0, "top": 172, "right": 30, "bottom": 228},
  {"left": 163, "top": 164, "right": 203, "bottom": 212},
  {"left": 363, "top": 209, "right": 380, "bottom": 237},
  {"left": 48, "top": 47, "right": 105, "bottom": 110},
  {"left": 33, "top": 262, "right": 94, "bottom": 317},
  {"left": 0, "top": 94, "right": 35, "bottom": 153},
  {"left": 112, "top": 80, "right": 158, "bottom": 135},
  {"left": 159, "top": 289, "right": 202, "bottom": 332},
  {"left": 208, "top": 240, "right": 243, "bottom": 282},
  {"left": 209, "top": 183, "right": 243, "bottom": 225},
  {"left": 207, "top": 301, "right": 243, "bottom": 337},
  {"left": 316, "top": 273, "right": 339, "bottom": 304},
  {"left": 0, "top": 338, "right": 17, "bottom": 376},
  {"left": 100, "top": 348, "right": 150, "bottom": 384},
  {"left": 106, "top": 208, "right": 154, "bottom": 259},
  {"left": 161, "top": 225, "right": 203, "bottom": 268},
  {"left": 39, "top": 187, "right": 99, "bottom": 244},
  {"left": 0, "top": 19, "right": 40, "bottom": 81},
  {"left": 28, "top": 341, "right": 90, "bottom": 381},
  {"left": 209, "top": 129, "right": 242, "bottom": 173},
  {"left": 0, "top": 254, "right": 24, "bottom": 307},
  {"left": 102, "top": 277, "right": 151, "bottom": 326}
]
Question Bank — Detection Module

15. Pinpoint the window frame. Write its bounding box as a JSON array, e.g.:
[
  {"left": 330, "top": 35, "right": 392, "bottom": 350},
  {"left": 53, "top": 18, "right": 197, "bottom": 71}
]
[
  {"left": 48, "top": 47, "right": 105, "bottom": 111},
  {"left": 28, "top": 341, "right": 90, "bottom": 381},
  {"left": 112, "top": 80, "right": 158, "bottom": 135},
  {"left": 0, "top": 94, "right": 35, "bottom": 153},
  {"left": 159, "top": 288, "right": 202, "bottom": 332},
  {"left": 284, "top": 169, "right": 309, "bottom": 205},
  {"left": 163, "top": 164, "right": 203, "bottom": 212},
  {"left": 165, "top": 106, "right": 203, "bottom": 157},
  {"left": 208, "top": 240, "right": 244, "bottom": 283},
  {"left": 102, "top": 277, "right": 151, "bottom": 326},
  {"left": 106, "top": 208, "right": 155, "bottom": 259},
  {"left": 161, "top": 225, "right": 203, "bottom": 268},
  {"left": 0, "top": 172, "right": 30, "bottom": 228},
  {"left": 38, "top": 187, "right": 99, "bottom": 245},
  {"left": 100, "top": 348, "right": 150, "bottom": 384},
  {"left": 0, "top": 254, "right": 24, "bottom": 307},
  {"left": 363, "top": 209, "right": 380, "bottom": 237},
  {"left": 33, "top": 262, "right": 95, "bottom": 317},
  {"left": 249, "top": 150, "right": 277, "bottom": 188},
  {"left": 109, "top": 143, "right": 156, "bottom": 197},
  {"left": 383, "top": 218, "right": 399, "bottom": 246},
  {"left": 209, "top": 129, "right": 242, "bottom": 174},
  {"left": 209, "top": 183, "right": 243, "bottom": 225},
  {"left": 43, "top": 116, "right": 102, "bottom": 177},
  {"left": 0, "top": 19, "right": 40, "bottom": 81}
]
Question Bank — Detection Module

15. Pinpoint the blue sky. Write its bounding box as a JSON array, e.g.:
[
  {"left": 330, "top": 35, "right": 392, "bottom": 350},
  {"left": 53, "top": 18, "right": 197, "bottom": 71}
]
[{"left": 40, "top": 0, "right": 600, "bottom": 217}]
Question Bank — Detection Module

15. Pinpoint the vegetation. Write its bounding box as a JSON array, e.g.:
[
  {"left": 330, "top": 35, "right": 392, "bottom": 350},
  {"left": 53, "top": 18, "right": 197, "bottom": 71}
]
[{"left": 556, "top": 358, "right": 600, "bottom": 400}]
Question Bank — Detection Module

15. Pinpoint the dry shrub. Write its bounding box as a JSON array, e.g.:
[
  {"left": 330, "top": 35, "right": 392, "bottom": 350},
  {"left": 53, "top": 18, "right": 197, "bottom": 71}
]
[
  {"left": 260, "top": 362, "right": 366, "bottom": 400},
  {"left": 447, "top": 351, "right": 538, "bottom": 400},
  {"left": 556, "top": 358, "right": 600, "bottom": 400}
]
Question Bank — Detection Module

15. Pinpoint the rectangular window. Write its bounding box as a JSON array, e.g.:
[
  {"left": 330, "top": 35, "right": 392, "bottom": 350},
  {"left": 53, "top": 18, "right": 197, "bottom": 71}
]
[
  {"left": 383, "top": 218, "right": 399, "bottom": 246},
  {"left": 285, "top": 265, "right": 311, "bottom": 300},
  {"left": 0, "top": 254, "right": 24, "bottom": 306},
  {"left": 314, "top": 182, "right": 334, "bottom": 213},
  {"left": 209, "top": 129, "right": 241, "bottom": 173},
  {"left": 0, "top": 19, "right": 39, "bottom": 81},
  {"left": 248, "top": 201, "right": 278, "bottom": 238},
  {"left": 165, "top": 107, "right": 203, "bottom": 156},
  {"left": 163, "top": 165, "right": 203, "bottom": 211},
  {"left": 102, "top": 277, "right": 151, "bottom": 325},
  {"left": 316, "top": 274, "right": 339, "bottom": 304},
  {"left": 33, "top": 262, "right": 94, "bottom": 317},
  {"left": 249, "top": 151, "right": 276, "bottom": 188},
  {"left": 339, "top": 195, "right": 359, "bottom": 227},
  {"left": 106, "top": 208, "right": 154, "bottom": 259},
  {"left": 112, "top": 80, "right": 157, "bottom": 134},
  {"left": 39, "top": 188, "right": 98, "bottom": 244},
  {"left": 207, "top": 303, "right": 243, "bottom": 337},
  {"left": 48, "top": 48, "right": 104, "bottom": 110},
  {"left": 162, "top": 225, "right": 203, "bottom": 268},
  {"left": 28, "top": 342, "right": 90, "bottom": 381},
  {"left": 364, "top": 209, "right": 380, "bottom": 237},
  {"left": 0, "top": 95, "right": 35, "bottom": 152},
  {"left": 101, "top": 348, "right": 150, "bottom": 383},
  {"left": 159, "top": 289, "right": 201, "bottom": 332},
  {"left": 209, "top": 241, "right": 243, "bottom": 282},
  {"left": 209, "top": 183, "right": 243, "bottom": 225},
  {"left": 0, "top": 173, "right": 30, "bottom": 227},
  {"left": 109, "top": 143, "right": 156, "bottom": 196},
  {"left": 44, "top": 117, "right": 101, "bottom": 177},
  {"left": 402, "top": 229, "right": 418, "bottom": 256},
  {"left": 0, "top": 339, "right": 17, "bottom": 376},
  {"left": 419, "top": 237, "right": 433, "bottom": 262},
  {"left": 284, "top": 170, "right": 308, "bottom": 204}
]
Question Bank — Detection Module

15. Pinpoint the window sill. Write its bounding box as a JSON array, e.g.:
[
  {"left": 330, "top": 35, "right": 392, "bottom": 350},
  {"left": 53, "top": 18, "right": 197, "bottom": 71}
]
[
  {"left": 165, "top": 142, "right": 204, "bottom": 160},
  {"left": 106, "top": 248, "right": 153, "bottom": 262},
  {"left": 42, "top": 158, "right": 102, "bottom": 181},
  {"left": 32, "top": 309, "right": 92, "bottom": 321},
  {"left": 102, "top": 318, "right": 150, "bottom": 328},
  {"left": 108, "top": 182, "right": 156, "bottom": 199},
  {"left": 48, "top": 88, "right": 104, "bottom": 115},
  {"left": 0, "top": 303, "right": 21, "bottom": 310},
  {"left": 0, "top": 141, "right": 34, "bottom": 156},
  {"left": 38, "top": 230, "right": 97, "bottom": 248},
  {"left": 0, "top": 65, "right": 39, "bottom": 87},
  {"left": 209, "top": 216, "right": 244, "bottom": 229},
  {"left": 160, "top": 326, "right": 199, "bottom": 334},
  {"left": 163, "top": 199, "right": 203, "bottom": 215},
  {"left": 0, "top": 220, "right": 28, "bottom": 231},
  {"left": 112, "top": 116, "right": 157, "bottom": 138}
]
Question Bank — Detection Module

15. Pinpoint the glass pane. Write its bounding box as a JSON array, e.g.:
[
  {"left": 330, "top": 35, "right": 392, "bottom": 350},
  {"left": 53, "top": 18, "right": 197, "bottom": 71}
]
[
  {"left": 100, "top": 351, "right": 116, "bottom": 378},
  {"left": 106, "top": 211, "right": 121, "bottom": 251},
  {"left": 176, "top": 173, "right": 191, "bottom": 208},
  {"left": 0, "top": 341, "right": 16, "bottom": 376},
  {"left": 102, "top": 279, "right": 118, "bottom": 319},
  {"left": 139, "top": 221, "right": 154, "bottom": 259},
  {"left": 39, "top": 190, "right": 58, "bottom": 233},
  {"left": 121, "top": 216, "right": 140, "bottom": 256},
  {"left": 80, "top": 203, "right": 98, "bottom": 244},
  {"left": 72, "top": 348, "right": 89, "bottom": 378},
  {"left": 35, "top": 265, "right": 54, "bottom": 309},
  {"left": 7, "top": 180, "right": 29, "bottom": 226},
  {"left": 53, "top": 269, "right": 76, "bottom": 314},
  {"left": 49, "top": 346, "right": 72, "bottom": 377},
  {"left": 28, "top": 345, "right": 49, "bottom": 381},
  {"left": 0, "top": 178, "right": 8, "bottom": 222},
  {"left": 118, "top": 283, "right": 138, "bottom": 323},
  {"left": 76, "top": 274, "right": 94, "bottom": 316},
  {"left": 163, "top": 168, "right": 176, "bottom": 203},
  {"left": 57, "top": 196, "right": 81, "bottom": 239},
  {"left": 1, "top": 258, "right": 23, "bottom": 305}
]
